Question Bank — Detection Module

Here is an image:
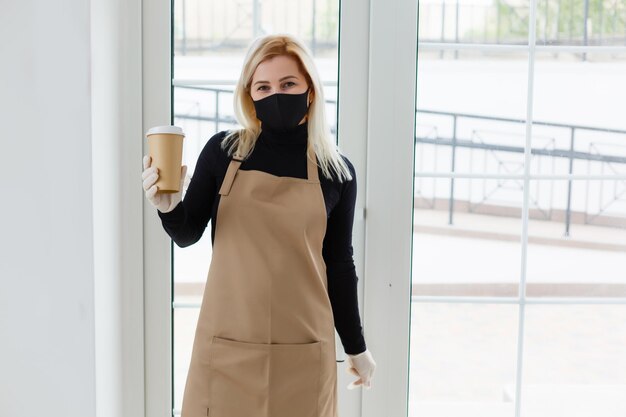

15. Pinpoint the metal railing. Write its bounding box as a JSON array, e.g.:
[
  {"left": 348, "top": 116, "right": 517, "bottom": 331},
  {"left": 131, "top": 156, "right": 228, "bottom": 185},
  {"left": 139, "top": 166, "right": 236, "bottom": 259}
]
[
  {"left": 415, "top": 109, "right": 626, "bottom": 235},
  {"left": 173, "top": 85, "right": 626, "bottom": 238}
]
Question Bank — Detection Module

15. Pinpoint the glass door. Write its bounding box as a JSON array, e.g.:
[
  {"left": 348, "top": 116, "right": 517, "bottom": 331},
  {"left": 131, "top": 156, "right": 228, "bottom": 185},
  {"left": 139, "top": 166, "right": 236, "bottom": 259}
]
[{"left": 408, "top": 0, "right": 626, "bottom": 416}]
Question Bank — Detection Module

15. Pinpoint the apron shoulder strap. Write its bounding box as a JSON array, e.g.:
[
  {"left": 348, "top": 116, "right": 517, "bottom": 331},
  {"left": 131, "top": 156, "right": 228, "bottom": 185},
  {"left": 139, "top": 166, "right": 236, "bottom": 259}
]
[
  {"left": 219, "top": 155, "right": 244, "bottom": 196},
  {"left": 306, "top": 145, "right": 320, "bottom": 183}
]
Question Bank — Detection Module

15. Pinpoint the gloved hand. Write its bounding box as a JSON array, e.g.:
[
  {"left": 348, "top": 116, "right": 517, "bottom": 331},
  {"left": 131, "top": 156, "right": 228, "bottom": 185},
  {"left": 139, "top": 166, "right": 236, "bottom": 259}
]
[
  {"left": 346, "top": 349, "right": 376, "bottom": 390},
  {"left": 142, "top": 154, "right": 188, "bottom": 213}
]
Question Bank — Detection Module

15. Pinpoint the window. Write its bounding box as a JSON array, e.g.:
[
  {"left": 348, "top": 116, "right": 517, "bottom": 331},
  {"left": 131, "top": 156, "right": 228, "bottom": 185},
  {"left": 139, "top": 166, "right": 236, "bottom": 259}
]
[{"left": 409, "top": 0, "right": 626, "bottom": 415}]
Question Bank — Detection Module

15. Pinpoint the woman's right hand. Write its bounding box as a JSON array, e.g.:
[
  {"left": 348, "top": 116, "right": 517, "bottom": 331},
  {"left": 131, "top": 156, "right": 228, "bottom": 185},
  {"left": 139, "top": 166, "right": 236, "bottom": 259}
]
[{"left": 142, "top": 154, "right": 188, "bottom": 213}]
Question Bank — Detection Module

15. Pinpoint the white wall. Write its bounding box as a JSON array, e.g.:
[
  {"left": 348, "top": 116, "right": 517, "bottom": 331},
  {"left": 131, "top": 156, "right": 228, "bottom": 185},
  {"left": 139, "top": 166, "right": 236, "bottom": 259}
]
[
  {"left": 0, "top": 1, "right": 144, "bottom": 416},
  {"left": 0, "top": 0, "right": 96, "bottom": 415}
]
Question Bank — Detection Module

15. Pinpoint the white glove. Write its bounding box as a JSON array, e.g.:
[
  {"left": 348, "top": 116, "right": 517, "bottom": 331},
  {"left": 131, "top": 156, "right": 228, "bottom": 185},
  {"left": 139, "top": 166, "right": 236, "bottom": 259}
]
[
  {"left": 142, "top": 154, "right": 188, "bottom": 213},
  {"left": 346, "top": 349, "right": 376, "bottom": 390}
]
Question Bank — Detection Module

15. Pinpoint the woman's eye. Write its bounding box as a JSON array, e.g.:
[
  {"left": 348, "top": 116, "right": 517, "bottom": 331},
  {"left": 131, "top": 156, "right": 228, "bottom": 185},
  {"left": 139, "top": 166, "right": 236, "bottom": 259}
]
[{"left": 257, "top": 82, "right": 295, "bottom": 91}]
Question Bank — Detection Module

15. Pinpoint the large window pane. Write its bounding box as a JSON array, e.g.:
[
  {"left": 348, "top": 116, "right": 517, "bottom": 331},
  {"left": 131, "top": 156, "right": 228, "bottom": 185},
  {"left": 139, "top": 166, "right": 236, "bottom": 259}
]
[
  {"left": 418, "top": 0, "right": 529, "bottom": 44},
  {"left": 411, "top": 0, "right": 625, "bottom": 416},
  {"left": 521, "top": 304, "right": 626, "bottom": 416},
  {"left": 413, "top": 178, "right": 523, "bottom": 298},
  {"left": 415, "top": 48, "right": 530, "bottom": 176},
  {"left": 529, "top": 50, "right": 626, "bottom": 176},
  {"left": 535, "top": 0, "right": 626, "bottom": 47},
  {"left": 409, "top": 303, "right": 519, "bottom": 416},
  {"left": 526, "top": 178, "right": 626, "bottom": 297}
]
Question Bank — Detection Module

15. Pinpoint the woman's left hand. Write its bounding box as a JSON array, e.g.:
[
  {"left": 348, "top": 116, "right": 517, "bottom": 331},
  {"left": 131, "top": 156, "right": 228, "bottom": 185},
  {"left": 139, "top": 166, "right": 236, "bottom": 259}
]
[{"left": 346, "top": 349, "right": 376, "bottom": 390}]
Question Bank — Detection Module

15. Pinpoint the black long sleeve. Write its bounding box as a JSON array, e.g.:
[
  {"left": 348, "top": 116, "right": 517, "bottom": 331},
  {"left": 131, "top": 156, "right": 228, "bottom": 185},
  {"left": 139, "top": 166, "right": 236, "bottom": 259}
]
[
  {"left": 158, "top": 123, "right": 367, "bottom": 354},
  {"left": 156, "top": 137, "right": 221, "bottom": 247},
  {"left": 322, "top": 165, "right": 366, "bottom": 355}
]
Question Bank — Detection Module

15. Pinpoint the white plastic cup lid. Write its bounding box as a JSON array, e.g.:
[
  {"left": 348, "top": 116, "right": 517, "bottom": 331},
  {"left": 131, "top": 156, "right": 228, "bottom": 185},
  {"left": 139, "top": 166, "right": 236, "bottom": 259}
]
[{"left": 146, "top": 125, "right": 185, "bottom": 137}]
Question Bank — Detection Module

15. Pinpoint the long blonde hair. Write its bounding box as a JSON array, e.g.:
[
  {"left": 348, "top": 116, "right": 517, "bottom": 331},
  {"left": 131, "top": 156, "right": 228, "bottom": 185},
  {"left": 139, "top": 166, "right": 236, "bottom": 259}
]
[{"left": 221, "top": 33, "right": 353, "bottom": 182}]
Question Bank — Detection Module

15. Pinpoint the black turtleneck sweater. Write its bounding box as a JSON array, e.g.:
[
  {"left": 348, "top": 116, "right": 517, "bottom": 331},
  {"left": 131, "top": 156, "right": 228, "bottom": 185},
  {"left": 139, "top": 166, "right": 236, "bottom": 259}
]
[{"left": 157, "top": 122, "right": 366, "bottom": 355}]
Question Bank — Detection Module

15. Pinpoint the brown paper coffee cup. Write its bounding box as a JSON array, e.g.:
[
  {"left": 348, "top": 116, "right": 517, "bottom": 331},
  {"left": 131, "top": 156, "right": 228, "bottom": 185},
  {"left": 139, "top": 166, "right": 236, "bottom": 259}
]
[{"left": 146, "top": 125, "right": 185, "bottom": 194}]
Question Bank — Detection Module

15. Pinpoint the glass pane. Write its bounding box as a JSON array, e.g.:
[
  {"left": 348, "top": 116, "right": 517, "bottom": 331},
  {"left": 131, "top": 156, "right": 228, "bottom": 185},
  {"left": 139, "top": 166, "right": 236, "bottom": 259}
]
[
  {"left": 413, "top": 178, "right": 523, "bottom": 298},
  {"left": 415, "top": 48, "right": 530, "bottom": 175},
  {"left": 526, "top": 178, "right": 626, "bottom": 297},
  {"left": 521, "top": 304, "right": 626, "bottom": 416},
  {"left": 409, "top": 303, "right": 518, "bottom": 416},
  {"left": 535, "top": 0, "right": 626, "bottom": 47},
  {"left": 418, "top": 0, "right": 529, "bottom": 44},
  {"left": 173, "top": 307, "right": 200, "bottom": 412},
  {"left": 529, "top": 50, "right": 626, "bottom": 176},
  {"left": 171, "top": 0, "right": 341, "bottom": 415}
]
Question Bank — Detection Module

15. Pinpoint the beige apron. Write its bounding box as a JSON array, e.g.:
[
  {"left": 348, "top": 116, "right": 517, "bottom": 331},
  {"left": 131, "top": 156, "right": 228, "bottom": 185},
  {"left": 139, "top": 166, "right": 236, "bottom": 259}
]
[{"left": 180, "top": 142, "right": 338, "bottom": 417}]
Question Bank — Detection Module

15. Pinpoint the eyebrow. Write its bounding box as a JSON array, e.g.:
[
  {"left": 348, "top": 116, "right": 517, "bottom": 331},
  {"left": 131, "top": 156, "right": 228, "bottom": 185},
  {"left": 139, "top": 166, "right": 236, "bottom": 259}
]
[{"left": 253, "top": 75, "right": 298, "bottom": 86}]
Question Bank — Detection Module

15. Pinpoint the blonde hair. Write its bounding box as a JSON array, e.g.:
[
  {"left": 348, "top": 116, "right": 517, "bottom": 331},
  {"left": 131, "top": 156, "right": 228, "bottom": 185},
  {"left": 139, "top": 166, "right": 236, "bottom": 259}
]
[{"left": 221, "top": 33, "right": 353, "bottom": 182}]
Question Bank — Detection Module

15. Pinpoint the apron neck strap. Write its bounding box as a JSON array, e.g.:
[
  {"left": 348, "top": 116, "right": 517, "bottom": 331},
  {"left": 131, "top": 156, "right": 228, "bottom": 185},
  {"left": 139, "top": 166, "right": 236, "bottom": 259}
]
[
  {"left": 306, "top": 145, "right": 320, "bottom": 183},
  {"left": 219, "top": 155, "right": 243, "bottom": 196}
]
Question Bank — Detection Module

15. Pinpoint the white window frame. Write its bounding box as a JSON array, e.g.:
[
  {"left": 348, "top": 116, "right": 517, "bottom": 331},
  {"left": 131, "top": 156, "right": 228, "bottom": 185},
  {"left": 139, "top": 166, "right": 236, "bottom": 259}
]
[
  {"left": 142, "top": 0, "right": 175, "bottom": 416},
  {"left": 361, "top": 0, "right": 418, "bottom": 416}
]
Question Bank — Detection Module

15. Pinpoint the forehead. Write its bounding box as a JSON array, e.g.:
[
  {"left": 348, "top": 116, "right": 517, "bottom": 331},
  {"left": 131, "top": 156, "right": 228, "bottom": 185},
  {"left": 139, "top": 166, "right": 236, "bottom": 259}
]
[{"left": 252, "top": 54, "right": 304, "bottom": 81}]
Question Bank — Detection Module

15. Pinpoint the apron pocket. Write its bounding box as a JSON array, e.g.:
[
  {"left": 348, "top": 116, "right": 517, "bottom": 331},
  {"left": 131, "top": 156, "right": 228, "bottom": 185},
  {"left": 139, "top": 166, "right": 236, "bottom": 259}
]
[
  {"left": 268, "top": 340, "right": 322, "bottom": 417},
  {"left": 208, "top": 336, "right": 322, "bottom": 417},
  {"left": 208, "top": 336, "right": 270, "bottom": 417}
]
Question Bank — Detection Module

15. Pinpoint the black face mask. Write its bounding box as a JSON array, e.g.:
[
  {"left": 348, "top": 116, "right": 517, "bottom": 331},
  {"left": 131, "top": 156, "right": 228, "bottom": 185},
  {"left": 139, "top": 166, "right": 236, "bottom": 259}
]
[{"left": 252, "top": 89, "right": 310, "bottom": 132}]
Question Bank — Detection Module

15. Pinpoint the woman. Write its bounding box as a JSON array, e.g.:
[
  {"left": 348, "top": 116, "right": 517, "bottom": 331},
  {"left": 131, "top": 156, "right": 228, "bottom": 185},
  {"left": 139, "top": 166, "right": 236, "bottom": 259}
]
[{"left": 142, "top": 33, "right": 376, "bottom": 417}]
